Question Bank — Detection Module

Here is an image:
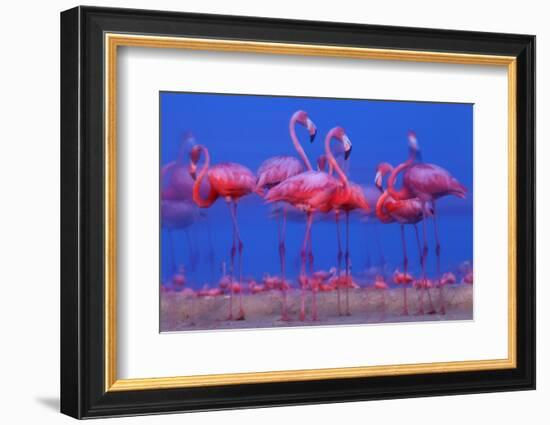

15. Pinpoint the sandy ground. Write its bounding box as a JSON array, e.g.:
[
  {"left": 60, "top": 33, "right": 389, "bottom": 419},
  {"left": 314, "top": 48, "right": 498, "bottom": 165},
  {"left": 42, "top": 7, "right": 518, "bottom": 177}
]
[{"left": 160, "top": 285, "right": 473, "bottom": 332}]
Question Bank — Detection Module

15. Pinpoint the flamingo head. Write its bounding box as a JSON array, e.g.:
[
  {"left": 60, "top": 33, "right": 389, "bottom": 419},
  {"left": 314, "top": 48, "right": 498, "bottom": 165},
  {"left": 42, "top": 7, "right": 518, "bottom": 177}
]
[
  {"left": 293, "top": 110, "right": 317, "bottom": 142},
  {"left": 330, "top": 127, "right": 352, "bottom": 159},
  {"left": 374, "top": 162, "right": 393, "bottom": 190},
  {"left": 407, "top": 130, "right": 422, "bottom": 160},
  {"left": 188, "top": 145, "right": 202, "bottom": 180}
]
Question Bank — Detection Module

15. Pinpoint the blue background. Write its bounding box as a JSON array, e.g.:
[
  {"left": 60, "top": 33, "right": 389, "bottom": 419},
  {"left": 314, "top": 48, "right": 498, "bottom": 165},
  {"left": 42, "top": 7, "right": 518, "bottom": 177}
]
[{"left": 160, "top": 92, "right": 473, "bottom": 288}]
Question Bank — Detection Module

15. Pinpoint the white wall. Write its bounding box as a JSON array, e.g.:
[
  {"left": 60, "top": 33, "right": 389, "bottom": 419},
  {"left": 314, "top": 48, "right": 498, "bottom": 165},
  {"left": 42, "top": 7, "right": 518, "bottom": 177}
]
[{"left": 0, "top": 0, "right": 544, "bottom": 423}]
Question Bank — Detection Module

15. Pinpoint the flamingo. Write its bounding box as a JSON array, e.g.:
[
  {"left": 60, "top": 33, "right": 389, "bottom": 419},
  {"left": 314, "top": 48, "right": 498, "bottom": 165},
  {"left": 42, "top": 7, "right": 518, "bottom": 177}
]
[
  {"left": 317, "top": 154, "right": 372, "bottom": 316},
  {"left": 387, "top": 131, "right": 467, "bottom": 314},
  {"left": 326, "top": 151, "right": 371, "bottom": 317},
  {"left": 265, "top": 127, "right": 353, "bottom": 321},
  {"left": 160, "top": 132, "right": 206, "bottom": 272},
  {"left": 162, "top": 138, "right": 193, "bottom": 200},
  {"left": 256, "top": 110, "right": 317, "bottom": 320},
  {"left": 189, "top": 144, "right": 256, "bottom": 320},
  {"left": 160, "top": 199, "right": 201, "bottom": 277},
  {"left": 374, "top": 162, "right": 435, "bottom": 315}
]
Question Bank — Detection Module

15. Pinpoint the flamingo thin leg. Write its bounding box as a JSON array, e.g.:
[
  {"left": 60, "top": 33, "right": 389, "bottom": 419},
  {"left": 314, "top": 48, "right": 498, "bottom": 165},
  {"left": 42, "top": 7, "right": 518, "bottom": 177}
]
[
  {"left": 229, "top": 202, "right": 245, "bottom": 320},
  {"left": 345, "top": 211, "right": 351, "bottom": 316},
  {"left": 300, "top": 212, "right": 313, "bottom": 321},
  {"left": 414, "top": 224, "right": 424, "bottom": 314},
  {"left": 432, "top": 204, "right": 445, "bottom": 315},
  {"left": 421, "top": 205, "right": 436, "bottom": 314},
  {"left": 308, "top": 219, "right": 317, "bottom": 320},
  {"left": 400, "top": 224, "right": 409, "bottom": 315},
  {"left": 206, "top": 220, "right": 215, "bottom": 283},
  {"left": 226, "top": 201, "right": 236, "bottom": 320},
  {"left": 279, "top": 206, "right": 289, "bottom": 321},
  {"left": 167, "top": 229, "right": 176, "bottom": 277},
  {"left": 335, "top": 212, "right": 342, "bottom": 316}
]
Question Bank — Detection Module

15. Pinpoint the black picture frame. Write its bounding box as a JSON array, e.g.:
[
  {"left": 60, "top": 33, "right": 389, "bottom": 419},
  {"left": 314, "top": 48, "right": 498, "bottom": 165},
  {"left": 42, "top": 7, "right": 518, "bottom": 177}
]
[{"left": 61, "top": 5, "right": 535, "bottom": 419}]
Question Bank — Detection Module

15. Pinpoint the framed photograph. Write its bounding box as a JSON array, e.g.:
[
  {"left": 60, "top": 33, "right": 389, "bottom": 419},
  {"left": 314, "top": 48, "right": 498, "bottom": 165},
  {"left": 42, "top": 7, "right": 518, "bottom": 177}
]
[{"left": 60, "top": 6, "right": 535, "bottom": 419}]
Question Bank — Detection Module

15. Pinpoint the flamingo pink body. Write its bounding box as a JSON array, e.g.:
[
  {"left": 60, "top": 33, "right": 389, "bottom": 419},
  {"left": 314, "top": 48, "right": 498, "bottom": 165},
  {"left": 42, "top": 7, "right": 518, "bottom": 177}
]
[
  {"left": 196, "top": 162, "right": 256, "bottom": 204},
  {"left": 255, "top": 111, "right": 318, "bottom": 321},
  {"left": 256, "top": 156, "right": 305, "bottom": 190},
  {"left": 387, "top": 132, "right": 467, "bottom": 315},
  {"left": 190, "top": 144, "right": 256, "bottom": 321},
  {"left": 401, "top": 163, "right": 467, "bottom": 202},
  {"left": 161, "top": 162, "right": 195, "bottom": 200},
  {"left": 375, "top": 161, "right": 434, "bottom": 315},
  {"left": 264, "top": 170, "right": 338, "bottom": 213},
  {"left": 265, "top": 126, "right": 353, "bottom": 321}
]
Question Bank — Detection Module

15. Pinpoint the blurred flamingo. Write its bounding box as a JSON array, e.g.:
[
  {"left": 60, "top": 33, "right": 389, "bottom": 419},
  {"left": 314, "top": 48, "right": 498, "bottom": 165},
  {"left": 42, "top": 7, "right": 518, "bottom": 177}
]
[
  {"left": 387, "top": 131, "right": 467, "bottom": 314},
  {"left": 375, "top": 162, "right": 435, "bottom": 315},
  {"left": 326, "top": 138, "right": 371, "bottom": 316},
  {"left": 161, "top": 199, "right": 201, "bottom": 276},
  {"left": 256, "top": 111, "right": 317, "bottom": 319},
  {"left": 189, "top": 144, "right": 257, "bottom": 320},
  {"left": 265, "top": 127, "right": 353, "bottom": 321},
  {"left": 161, "top": 133, "right": 203, "bottom": 272}
]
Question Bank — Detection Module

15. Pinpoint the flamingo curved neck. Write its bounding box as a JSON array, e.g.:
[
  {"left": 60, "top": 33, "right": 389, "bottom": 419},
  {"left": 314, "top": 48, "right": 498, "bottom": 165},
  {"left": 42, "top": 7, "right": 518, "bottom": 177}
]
[
  {"left": 375, "top": 191, "right": 393, "bottom": 223},
  {"left": 325, "top": 130, "right": 348, "bottom": 186},
  {"left": 192, "top": 147, "right": 217, "bottom": 208},
  {"left": 290, "top": 115, "right": 313, "bottom": 171},
  {"left": 387, "top": 153, "right": 415, "bottom": 200}
]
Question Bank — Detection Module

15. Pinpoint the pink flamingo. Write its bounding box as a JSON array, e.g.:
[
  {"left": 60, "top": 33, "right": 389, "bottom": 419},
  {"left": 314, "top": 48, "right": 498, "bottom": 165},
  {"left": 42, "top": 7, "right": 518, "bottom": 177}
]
[
  {"left": 161, "top": 133, "right": 196, "bottom": 201},
  {"left": 256, "top": 110, "right": 317, "bottom": 320},
  {"left": 189, "top": 144, "right": 256, "bottom": 320},
  {"left": 265, "top": 127, "right": 353, "bottom": 321},
  {"left": 375, "top": 162, "right": 435, "bottom": 315},
  {"left": 326, "top": 151, "right": 371, "bottom": 317},
  {"left": 387, "top": 131, "right": 467, "bottom": 314},
  {"left": 317, "top": 153, "right": 372, "bottom": 316},
  {"left": 160, "top": 132, "right": 206, "bottom": 272}
]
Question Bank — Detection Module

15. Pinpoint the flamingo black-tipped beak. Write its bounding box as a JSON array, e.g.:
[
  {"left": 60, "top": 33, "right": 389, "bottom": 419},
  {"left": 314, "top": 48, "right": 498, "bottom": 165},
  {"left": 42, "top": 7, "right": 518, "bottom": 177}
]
[
  {"left": 374, "top": 171, "right": 382, "bottom": 191},
  {"left": 310, "top": 130, "right": 316, "bottom": 143},
  {"left": 344, "top": 145, "right": 352, "bottom": 160},
  {"left": 189, "top": 164, "right": 197, "bottom": 180}
]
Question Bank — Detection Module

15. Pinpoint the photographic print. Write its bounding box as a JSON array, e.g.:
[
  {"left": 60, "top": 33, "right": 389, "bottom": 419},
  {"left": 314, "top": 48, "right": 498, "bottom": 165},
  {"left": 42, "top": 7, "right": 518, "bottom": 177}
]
[{"left": 159, "top": 92, "right": 473, "bottom": 332}]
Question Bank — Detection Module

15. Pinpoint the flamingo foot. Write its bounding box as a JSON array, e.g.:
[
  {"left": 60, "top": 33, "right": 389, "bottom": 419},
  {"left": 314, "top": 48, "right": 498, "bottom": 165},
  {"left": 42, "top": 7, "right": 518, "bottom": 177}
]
[
  {"left": 299, "top": 310, "right": 305, "bottom": 321},
  {"left": 226, "top": 313, "right": 233, "bottom": 321},
  {"left": 401, "top": 308, "right": 409, "bottom": 316},
  {"left": 426, "top": 309, "right": 437, "bottom": 315},
  {"left": 235, "top": 308, "right": 245, "bottom": 321},
  {"left": 439, "top": 305, "right": 446, "bottom": 315}
]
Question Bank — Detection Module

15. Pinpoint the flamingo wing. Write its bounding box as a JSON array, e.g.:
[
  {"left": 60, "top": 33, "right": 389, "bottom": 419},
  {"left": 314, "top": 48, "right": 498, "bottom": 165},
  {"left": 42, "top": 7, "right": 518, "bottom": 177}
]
[
  {"left": 265, "top": 170, "right": 337, "bottom": 210},
  {"left": 385, "top": 198, "right": 424, "bottom": 224},
  {"left": 256, "top": 156, "right": 304, "bottom": 189},
  {"left": 405, "top": 163, "right": 467, "bottom": 200},
  {"left": 209, "top": 162, "right": 257, "bottom": 198}
]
